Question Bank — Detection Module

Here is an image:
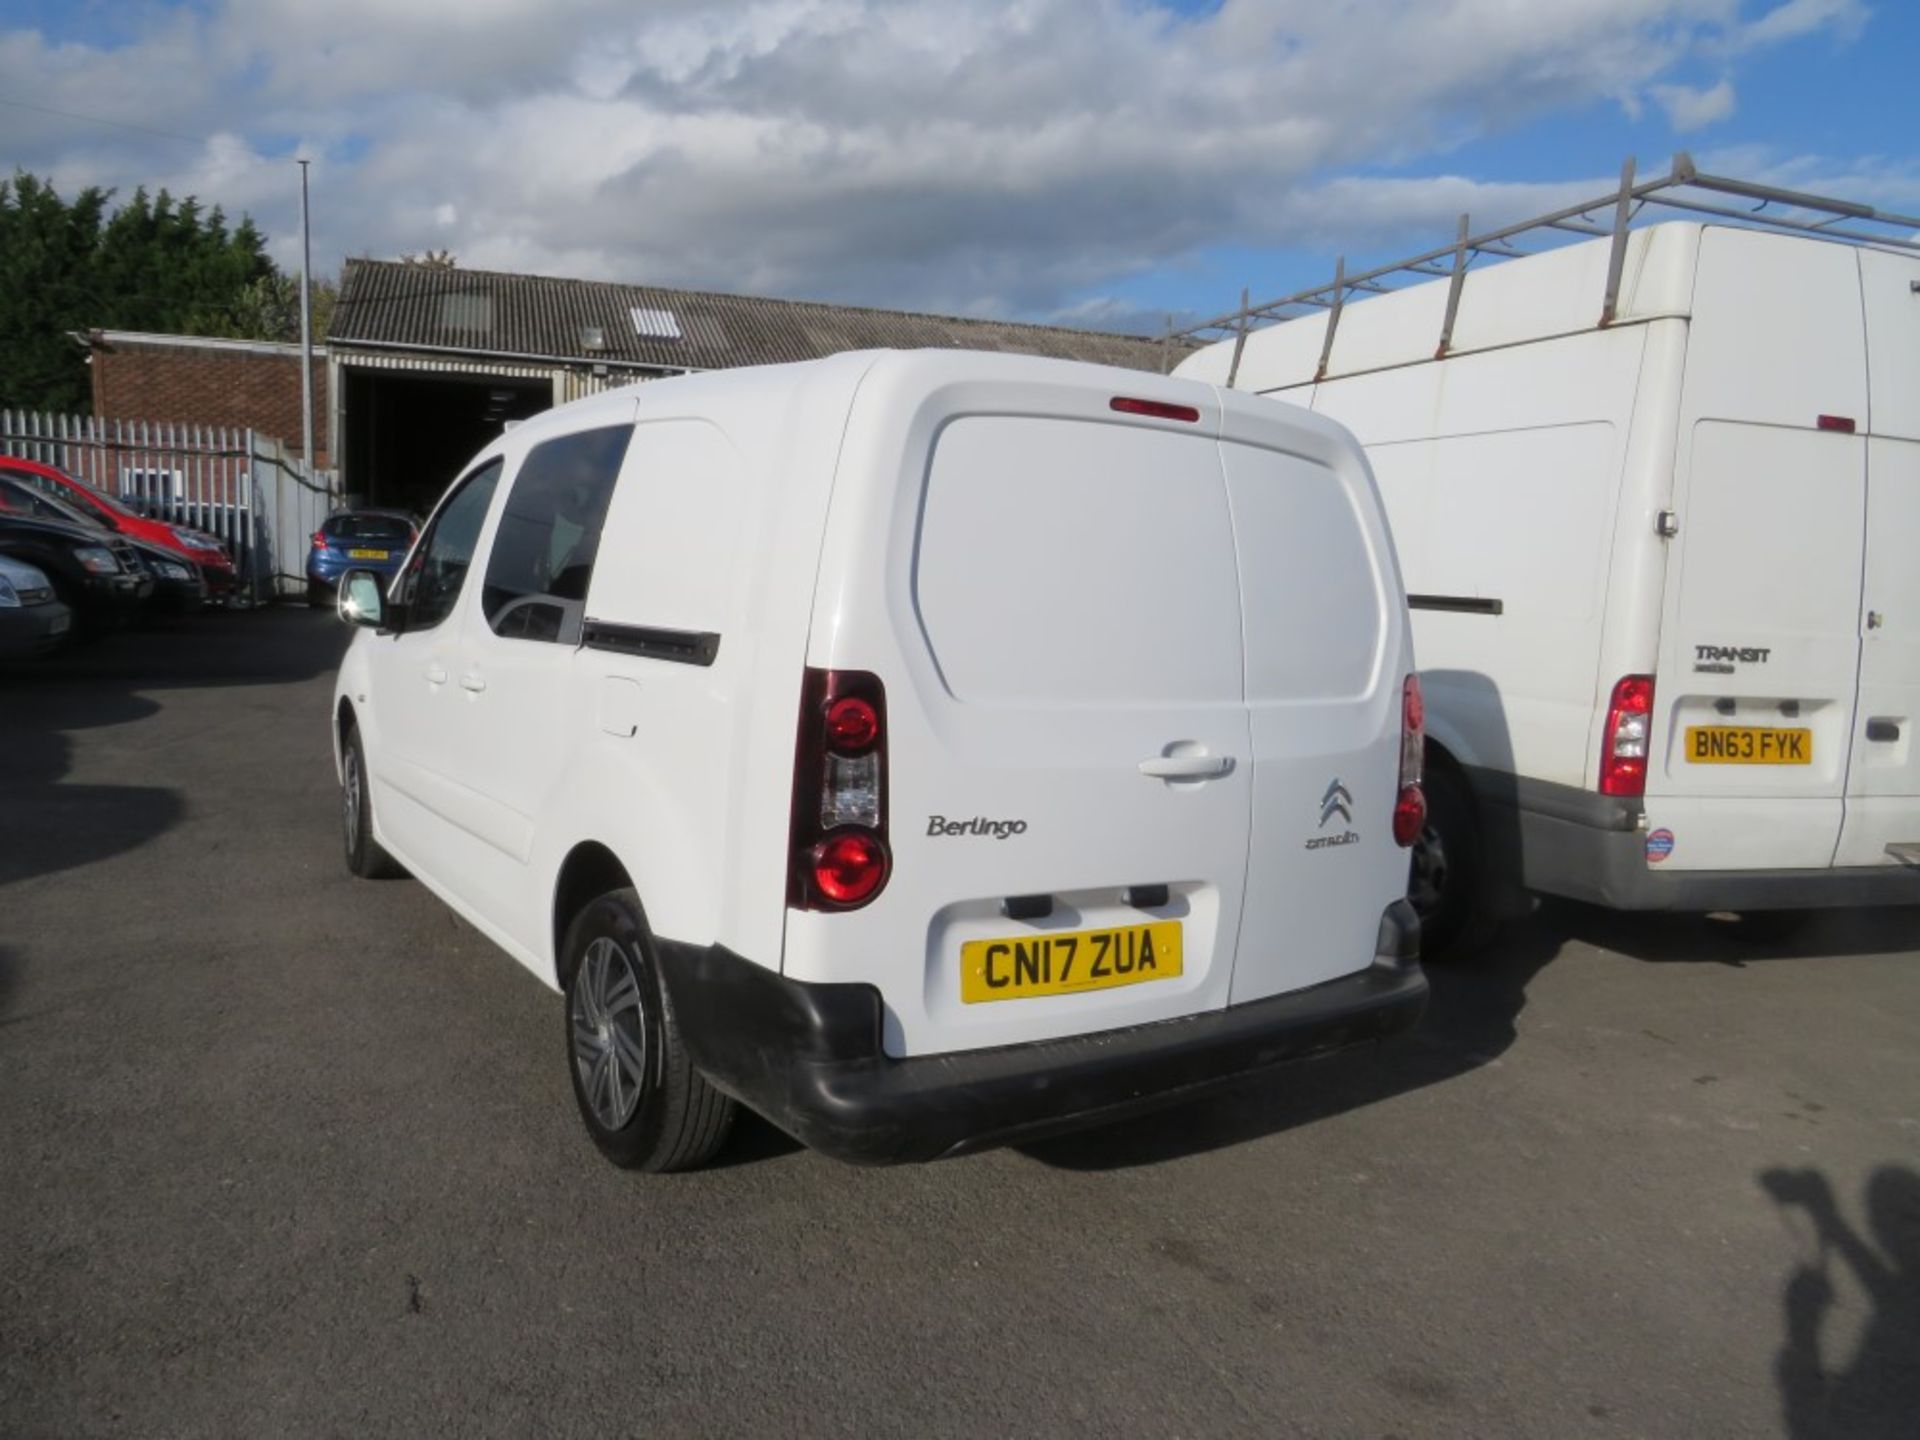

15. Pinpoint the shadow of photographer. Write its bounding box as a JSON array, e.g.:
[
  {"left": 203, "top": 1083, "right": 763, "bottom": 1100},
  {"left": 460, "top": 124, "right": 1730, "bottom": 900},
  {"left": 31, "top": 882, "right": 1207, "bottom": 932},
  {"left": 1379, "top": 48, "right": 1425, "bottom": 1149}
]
[{"left": 1762, "top": 1162, "right": 1920, "bottom": 1440}]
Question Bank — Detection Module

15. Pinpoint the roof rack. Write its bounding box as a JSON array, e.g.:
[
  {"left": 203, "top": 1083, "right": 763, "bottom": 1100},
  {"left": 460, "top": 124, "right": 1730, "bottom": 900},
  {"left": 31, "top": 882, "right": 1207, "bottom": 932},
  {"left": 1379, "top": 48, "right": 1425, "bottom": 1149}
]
[{"left": 1164, "top": 153, "right": 1920, "bottom": 381}]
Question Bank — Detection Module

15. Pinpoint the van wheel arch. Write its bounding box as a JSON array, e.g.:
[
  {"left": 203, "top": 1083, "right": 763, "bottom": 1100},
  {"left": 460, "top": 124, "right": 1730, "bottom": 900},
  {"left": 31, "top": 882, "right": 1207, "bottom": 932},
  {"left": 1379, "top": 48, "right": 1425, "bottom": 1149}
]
[
  {"left": 338, "top": 710, "right": 405, "bottom": 880},
  {"left": 1423, "top": 737, "right": 1466, "bottom": 780},
  {"left": 1412, "top": 744, "right": 1498, "bottom": 961},
  {"left": 552, "top": 841, "right": 636, "bottom": 979}
]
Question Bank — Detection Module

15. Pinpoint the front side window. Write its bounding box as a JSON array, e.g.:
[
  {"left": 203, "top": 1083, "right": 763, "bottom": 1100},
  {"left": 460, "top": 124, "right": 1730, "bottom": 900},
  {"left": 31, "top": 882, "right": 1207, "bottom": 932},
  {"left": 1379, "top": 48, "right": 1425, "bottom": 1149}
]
[
  {"left": 7, "top": 469, "right": 61, "bottom": 503},
  {"left": 481, "top": 425, "right": 631, "bottom": 645},
  {"left": 398, "top": 459, "right": 503, "bottom": 632},
  {"left": 10, "top": 467, "right": 101, "bottom": 518},
  {"left": 0, "top": 478, "right": 100, "bottom": 530}
]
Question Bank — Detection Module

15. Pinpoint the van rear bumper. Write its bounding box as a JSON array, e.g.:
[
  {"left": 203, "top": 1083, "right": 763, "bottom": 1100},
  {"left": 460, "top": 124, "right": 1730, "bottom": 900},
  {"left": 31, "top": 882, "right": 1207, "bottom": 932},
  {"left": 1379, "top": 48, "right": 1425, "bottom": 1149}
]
[
  {"left": 658, "top": 902, "right": 1427, "bottom": 1166},
  {"left": 1485, "top": 772, "right": 1920, "bottom": 911}
]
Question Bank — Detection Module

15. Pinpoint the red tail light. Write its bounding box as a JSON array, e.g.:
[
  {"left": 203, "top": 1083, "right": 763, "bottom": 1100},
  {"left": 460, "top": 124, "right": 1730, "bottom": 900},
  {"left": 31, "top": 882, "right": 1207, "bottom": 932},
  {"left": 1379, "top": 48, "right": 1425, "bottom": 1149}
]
[
  {"left": 812, "top": 832, "right": 888, "bottom": 906},
  {"left": 1599, "top": 675, "right": 1655, "bottom": 797},
  {"left": 789, "top": 668, "right": 891, "bottom": 910},
  {"left": 1392, "top": 673, "right": 1426, "bottom": 846},
  {"left": 311, "top": 531, "right": 327, "bottom": 550},
  {"left": 825, "top": 695, "right": 880, "bottom": 752}
]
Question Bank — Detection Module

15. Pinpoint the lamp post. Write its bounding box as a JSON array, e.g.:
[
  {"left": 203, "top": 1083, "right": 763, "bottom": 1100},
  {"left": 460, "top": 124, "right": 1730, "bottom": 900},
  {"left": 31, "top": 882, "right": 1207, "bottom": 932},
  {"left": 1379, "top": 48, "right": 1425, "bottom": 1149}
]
[{"left": 297, "top": 157, "right": 315, "bottom": 485}]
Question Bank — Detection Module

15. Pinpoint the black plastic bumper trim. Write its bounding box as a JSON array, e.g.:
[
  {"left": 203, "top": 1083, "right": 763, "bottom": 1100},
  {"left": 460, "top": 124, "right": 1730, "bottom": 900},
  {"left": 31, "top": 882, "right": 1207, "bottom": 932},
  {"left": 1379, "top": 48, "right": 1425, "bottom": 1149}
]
[
  {"left": 1464, "top": 765, "right": 1642, "bottom": 832},
  {"left": 657, "top": 901, "right": 1426, "bottom": 1166},
  {"left": 1501, "top": 802, "right": 1920, "bottom": 911}
]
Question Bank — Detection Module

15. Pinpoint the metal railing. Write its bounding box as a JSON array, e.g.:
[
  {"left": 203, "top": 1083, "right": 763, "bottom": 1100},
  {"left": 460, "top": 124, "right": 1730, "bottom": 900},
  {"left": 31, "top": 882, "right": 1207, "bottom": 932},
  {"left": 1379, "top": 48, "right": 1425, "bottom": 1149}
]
[
  {"left": 0, "top": 411, "right": 337, "bottom": 601},
  {"left": 1167, "top": 152, "right": 1920, "bottom": 382}
]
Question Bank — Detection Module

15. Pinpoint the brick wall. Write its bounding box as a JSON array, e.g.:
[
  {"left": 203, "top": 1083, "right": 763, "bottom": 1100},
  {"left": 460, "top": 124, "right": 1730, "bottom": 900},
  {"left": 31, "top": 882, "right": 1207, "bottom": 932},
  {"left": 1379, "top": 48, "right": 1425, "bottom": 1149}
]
[{"left": 89, "top": 337, "right": 330, "bottom": 467}]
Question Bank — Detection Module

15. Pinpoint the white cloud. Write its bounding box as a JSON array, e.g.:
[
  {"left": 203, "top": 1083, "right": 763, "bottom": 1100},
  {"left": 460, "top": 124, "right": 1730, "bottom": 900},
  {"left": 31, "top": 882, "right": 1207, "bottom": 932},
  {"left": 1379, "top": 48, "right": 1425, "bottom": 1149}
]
[
  {"left": 1734, "top": 0, "right": 1868, "bottom": 49},
  {"left": 1653, "top": 77, "right": 1738, "bottom": 131},
  {"left": 0, "top": 0, "right": 1887, "bottom": 324}
]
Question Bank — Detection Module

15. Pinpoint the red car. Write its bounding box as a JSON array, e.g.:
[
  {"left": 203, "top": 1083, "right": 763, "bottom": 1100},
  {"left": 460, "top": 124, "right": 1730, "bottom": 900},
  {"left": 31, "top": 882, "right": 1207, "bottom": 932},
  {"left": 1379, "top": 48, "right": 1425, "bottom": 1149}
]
[{"left": 0, "top": 457, "right": 237, "bottom": 595}]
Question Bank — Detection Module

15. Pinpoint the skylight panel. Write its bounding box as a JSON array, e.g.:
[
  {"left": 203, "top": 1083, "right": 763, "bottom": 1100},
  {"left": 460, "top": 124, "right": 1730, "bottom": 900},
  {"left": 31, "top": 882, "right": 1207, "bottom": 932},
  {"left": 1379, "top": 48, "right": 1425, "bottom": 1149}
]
[{"left": 631, "top": 307, "right": 682, "bottom": 340}]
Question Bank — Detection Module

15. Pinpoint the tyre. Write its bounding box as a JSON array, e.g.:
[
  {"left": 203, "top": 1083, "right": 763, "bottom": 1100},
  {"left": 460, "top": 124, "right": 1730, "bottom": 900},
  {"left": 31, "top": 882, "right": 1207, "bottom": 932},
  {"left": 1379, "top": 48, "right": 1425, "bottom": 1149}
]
[
  {"left": 560, "top": 889, "right": 736, "bottom": 1172},
  {"left": 306, "top": 580, "right": 330, "bottom": 609},
  {"left": 1408, "top": 762, "right": 1498, "bottom": 961},
  {"left": 341, "top": 723, "right": 405, "bottom": 879}
]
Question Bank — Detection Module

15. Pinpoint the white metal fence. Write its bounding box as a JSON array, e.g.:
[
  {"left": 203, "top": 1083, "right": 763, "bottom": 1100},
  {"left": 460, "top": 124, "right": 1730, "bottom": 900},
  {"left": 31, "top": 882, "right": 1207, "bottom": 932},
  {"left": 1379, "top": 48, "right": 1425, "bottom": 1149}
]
[{"left": 0, "top": 412, "right": 336, "bottom": 602}]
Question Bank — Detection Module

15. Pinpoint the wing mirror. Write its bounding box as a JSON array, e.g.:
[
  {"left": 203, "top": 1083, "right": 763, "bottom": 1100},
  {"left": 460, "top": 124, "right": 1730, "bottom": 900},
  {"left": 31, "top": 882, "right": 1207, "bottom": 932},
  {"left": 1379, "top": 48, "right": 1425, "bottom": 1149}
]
[{"left": 337, "top": 569, "right": 387, "bottom": 629}]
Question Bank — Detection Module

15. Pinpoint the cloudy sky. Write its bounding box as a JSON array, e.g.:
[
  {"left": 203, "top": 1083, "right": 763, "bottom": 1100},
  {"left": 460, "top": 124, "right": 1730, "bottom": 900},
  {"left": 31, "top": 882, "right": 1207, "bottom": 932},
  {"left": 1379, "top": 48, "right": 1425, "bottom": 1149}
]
[{"left": 1, "top": 0, "right": 1913, "bottom": 330}]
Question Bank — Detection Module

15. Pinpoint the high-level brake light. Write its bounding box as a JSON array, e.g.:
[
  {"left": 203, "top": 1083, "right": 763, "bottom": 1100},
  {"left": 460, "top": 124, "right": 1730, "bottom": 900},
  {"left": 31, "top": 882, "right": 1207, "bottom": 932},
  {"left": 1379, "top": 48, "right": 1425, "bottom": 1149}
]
[{"left": 1110, "top": 396, "right": 1201, "bottom": 423}]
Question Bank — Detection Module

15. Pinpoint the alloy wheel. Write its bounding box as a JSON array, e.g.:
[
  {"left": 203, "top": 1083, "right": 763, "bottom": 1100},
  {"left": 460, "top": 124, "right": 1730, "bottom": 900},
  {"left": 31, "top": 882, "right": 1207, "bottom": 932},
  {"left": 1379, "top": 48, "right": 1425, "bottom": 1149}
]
[
  {"left": 570, "top": 937, "right": 649, "bottom": 1130},
  {"left": 343, "top": 746, "right": 363, "bottom": 845}
]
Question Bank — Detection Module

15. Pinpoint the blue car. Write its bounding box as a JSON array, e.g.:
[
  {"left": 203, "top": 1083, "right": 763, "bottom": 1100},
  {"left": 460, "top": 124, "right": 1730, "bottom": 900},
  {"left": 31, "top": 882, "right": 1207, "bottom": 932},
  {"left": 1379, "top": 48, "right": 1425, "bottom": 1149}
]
[{"left": 306, "top": 509, "right": 418, "bottom": 607}]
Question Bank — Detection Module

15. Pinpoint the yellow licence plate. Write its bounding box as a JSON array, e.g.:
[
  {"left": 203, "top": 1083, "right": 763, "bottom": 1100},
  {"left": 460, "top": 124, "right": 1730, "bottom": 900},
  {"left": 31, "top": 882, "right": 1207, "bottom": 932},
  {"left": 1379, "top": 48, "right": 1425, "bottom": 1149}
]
[
  {"left": 960, "top": 921, "right": 1182, "bottom": 1004},
  {"left": 1684, "top": 726, "right": 1813, "bottom": 764},
  {"left": 347, "top": 548, "right": 389, "bottom": 560}
]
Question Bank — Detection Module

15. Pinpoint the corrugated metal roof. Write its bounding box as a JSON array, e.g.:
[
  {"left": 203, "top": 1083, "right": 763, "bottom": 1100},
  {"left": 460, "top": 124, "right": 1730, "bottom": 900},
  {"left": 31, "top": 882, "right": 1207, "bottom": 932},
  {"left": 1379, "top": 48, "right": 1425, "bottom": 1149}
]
[{"left": 331, "top": 259, "right": 1189, "bottom": 373}]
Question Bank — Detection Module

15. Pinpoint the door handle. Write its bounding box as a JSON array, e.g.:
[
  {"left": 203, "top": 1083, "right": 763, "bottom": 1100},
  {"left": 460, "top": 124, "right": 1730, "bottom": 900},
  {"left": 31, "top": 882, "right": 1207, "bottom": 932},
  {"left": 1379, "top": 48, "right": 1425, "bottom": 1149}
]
[
  {"left": 1138, "top": 754, "right": 1234, "bottom": 779},
  {"left": 424, "top": 664, "right": 448, "bottom": 686},
  {"left": 459, "top": 673, "right": 487, "bottom": 694}
]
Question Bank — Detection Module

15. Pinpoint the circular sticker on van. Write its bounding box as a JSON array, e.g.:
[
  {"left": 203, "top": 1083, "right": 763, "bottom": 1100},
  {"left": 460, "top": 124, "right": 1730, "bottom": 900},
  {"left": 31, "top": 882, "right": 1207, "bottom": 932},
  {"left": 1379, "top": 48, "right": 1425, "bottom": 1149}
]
[{"left": 1646, "top": 828, "right": 1675, "bottom": 864}]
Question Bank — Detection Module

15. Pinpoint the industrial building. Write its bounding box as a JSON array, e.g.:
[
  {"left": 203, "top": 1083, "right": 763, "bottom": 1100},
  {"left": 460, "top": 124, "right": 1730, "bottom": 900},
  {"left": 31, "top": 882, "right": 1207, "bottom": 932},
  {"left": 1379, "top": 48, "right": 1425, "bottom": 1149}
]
[{"left": 326, "top": 259, "right": 1182, "bottom": 511}]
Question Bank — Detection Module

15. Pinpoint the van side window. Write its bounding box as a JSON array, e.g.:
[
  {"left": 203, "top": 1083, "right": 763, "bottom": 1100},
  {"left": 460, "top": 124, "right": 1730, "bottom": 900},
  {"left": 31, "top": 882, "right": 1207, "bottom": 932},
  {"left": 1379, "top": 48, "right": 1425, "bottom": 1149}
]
[
  {"left": 397, "top": 459, "right": 503, "bottom": 632},
  {"left": 481, "top": 425, "right": 632, "bottom": 645}
]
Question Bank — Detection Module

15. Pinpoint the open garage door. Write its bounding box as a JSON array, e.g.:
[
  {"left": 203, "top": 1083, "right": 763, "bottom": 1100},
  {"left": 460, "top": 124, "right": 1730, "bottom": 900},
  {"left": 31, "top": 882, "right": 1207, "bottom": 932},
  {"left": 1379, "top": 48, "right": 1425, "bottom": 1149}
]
[{"left": 340, "top": 368, "right": 551, "bottom": 516}]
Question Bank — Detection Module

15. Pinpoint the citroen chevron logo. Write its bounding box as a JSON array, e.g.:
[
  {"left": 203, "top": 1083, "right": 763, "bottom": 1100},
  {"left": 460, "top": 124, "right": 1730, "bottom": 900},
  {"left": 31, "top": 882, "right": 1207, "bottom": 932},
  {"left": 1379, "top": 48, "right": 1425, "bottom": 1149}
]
[{"left": 1319, "top": 778, "right": 1353, "bottom": 828}]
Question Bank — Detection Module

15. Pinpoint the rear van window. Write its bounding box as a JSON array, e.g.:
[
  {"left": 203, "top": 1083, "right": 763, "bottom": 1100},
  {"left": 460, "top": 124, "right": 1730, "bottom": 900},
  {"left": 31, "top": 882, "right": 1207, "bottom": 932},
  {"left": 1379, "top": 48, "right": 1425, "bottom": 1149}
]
[
  {"left": 1220, "top": 441, "right": 1386, "bottom": 703},
  {"left": 913, "top": 416, "right": 1244, "bottom": 705},
  {"left": 325, "top": 514, "right": 414, "bottom": 541}
]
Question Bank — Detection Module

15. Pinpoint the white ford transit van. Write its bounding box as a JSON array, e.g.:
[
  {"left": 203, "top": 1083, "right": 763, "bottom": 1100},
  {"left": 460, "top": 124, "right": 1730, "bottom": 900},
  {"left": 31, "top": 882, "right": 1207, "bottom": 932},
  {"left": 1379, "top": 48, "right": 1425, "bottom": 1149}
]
[
  {"left": 1177, "top": 179, "right": 1920, "bottom": 952},
  {"left": 331, "top": 349, "right": 1425, "bottom": 1170}
]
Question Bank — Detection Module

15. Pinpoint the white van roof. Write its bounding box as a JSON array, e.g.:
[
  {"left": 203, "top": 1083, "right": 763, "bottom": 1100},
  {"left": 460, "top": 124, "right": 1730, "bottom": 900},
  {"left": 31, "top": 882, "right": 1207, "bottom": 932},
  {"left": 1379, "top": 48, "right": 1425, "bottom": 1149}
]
[
  {"left": 1177, "top": 222, "right": 1713, "bottom": 393},
  {"left": 518, "top": 346, "right": 1236, "bottom": 441},
  {"left": 1174, "top": 156, "right": 1920, "bottom": 396}
]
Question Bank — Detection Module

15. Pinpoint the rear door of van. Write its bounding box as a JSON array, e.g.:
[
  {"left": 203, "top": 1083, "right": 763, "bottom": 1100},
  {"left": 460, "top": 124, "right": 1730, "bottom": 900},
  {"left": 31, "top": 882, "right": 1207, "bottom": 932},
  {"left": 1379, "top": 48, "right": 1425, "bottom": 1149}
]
[
  {"left": 1645, "top": 229, "right": 1867, "bottom": 871},
  {"left": 785, "top": 363, "right": 1254, "bottom": 1058},
  {"left": 1217, "top": 393, "right": 1410, "bottom": 1003},
  {"left": 1836, "top": 248, "right": 1920, "bottom": 866}
]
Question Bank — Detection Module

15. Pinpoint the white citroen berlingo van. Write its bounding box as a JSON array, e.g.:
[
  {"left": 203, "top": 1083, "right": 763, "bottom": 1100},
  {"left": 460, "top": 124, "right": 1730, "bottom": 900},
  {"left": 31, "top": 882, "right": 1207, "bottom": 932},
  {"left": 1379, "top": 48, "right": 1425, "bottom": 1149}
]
[{"left": 331, "top": 349, "right": 1425, "bottom": 1171}]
